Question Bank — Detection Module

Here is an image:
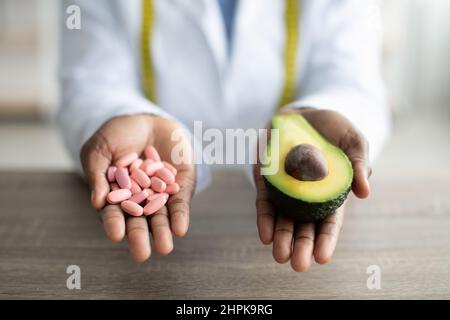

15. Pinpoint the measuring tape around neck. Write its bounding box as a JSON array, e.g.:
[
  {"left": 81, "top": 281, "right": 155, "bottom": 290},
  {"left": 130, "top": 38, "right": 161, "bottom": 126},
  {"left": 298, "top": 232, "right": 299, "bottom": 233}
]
[
  {"left": 140, "top": 0, "right": 300, "bottom": 109},
  {"left": 141, "top": 0, "right": 157, "bottom": 103}
]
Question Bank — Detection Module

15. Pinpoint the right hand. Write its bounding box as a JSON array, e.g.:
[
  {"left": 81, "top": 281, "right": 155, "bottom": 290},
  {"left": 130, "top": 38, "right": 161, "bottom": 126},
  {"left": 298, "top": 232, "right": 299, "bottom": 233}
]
[{"left": 81, "top": 114, "right": 196, "bottom": 262}]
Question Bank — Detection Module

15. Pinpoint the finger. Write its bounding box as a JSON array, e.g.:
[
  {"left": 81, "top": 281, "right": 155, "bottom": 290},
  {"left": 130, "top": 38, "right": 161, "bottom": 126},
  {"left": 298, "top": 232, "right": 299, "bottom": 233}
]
[
  {"left": 149, "top": 205, "right": 174, "bottom": 255},
  {"left": 341, "top": 130, "right": 371, "bottom": 199},
  {"left": 352, "top": 159, "right": 371, "bottom": 199},
  {"left": 256, "top": 197, "right": 275, "bottom": 245},
  {"left": 126, "top": 216, "right": 151, "bottom": 262},
  {"left": 291, "top": 222, "right": 315, "bottom": 272},
  {"left": 272, "top": 215, "right": 295, "bottom": 263},
  {"left": 313, "top": 206, "right": 345, "bottom": 264},
  {"left": 254, "top": 164, "right": 275, "bottom": 245},
  {"left": 80, "top": 137, "right": 112, "bottom": 209},
  {"left": 101, "top": 205, "right": 126, "bottom": 242},
  {"left": 166, "top": 166, "right": 195, "bottom": 237}
]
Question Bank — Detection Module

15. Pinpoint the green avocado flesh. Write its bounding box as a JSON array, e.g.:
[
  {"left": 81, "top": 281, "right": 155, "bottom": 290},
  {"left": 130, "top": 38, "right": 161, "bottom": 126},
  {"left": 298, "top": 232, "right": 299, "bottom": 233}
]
[{"left": 262, "top": 114, "right": 353, "bottom": 221}]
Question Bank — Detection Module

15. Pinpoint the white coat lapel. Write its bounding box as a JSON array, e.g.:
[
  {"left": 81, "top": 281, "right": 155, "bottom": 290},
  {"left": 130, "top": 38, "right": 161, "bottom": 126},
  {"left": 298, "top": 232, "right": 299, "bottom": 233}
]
[{"left": 168, "top": 0, "right": 227, "bottom": 75}]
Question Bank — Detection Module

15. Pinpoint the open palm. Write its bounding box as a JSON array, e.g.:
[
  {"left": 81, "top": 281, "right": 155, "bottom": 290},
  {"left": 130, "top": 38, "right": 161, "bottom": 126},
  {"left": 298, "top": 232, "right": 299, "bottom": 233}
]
[{"left": 81, "top": 114, "right": 196, "bottom": 262}]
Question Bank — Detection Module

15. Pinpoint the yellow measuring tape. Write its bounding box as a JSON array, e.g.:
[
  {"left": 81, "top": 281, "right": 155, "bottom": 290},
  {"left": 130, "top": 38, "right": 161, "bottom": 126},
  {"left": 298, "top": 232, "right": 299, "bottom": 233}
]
[
  {"left": 279, "top": 0, "right": 300, "bottom": 108},
  {"left": 140, "top": 0, "right": 300, "bottom": 109},
  {"left": 141, "top": 0, "right": 157, "bottom": 103}
]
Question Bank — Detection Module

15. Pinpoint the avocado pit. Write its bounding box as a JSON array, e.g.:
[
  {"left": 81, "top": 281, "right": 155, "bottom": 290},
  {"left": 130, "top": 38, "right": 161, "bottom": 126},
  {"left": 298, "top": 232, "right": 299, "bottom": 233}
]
[{"left": 284, "top": 144, "right": 328, "bottom": 181}]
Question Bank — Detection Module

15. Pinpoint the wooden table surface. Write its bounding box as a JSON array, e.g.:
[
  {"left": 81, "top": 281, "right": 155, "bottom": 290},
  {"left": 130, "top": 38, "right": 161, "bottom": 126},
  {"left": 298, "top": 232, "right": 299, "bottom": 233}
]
[{"left": 0, "top": 170, "right": 449, "bottom": 299}]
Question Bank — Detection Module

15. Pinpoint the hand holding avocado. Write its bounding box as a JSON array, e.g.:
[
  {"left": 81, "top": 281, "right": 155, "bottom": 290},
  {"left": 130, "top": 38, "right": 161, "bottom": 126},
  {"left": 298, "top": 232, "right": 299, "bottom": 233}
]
[{"left": 254, "top": 108, "right": 371, "bottom": 272}]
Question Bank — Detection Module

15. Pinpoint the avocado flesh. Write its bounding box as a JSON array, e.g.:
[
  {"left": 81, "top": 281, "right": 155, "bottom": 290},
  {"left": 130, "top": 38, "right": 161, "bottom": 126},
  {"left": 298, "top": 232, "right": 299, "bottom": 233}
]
[{"left": 262, "top": 114, "right": 353, "bottom": 221}]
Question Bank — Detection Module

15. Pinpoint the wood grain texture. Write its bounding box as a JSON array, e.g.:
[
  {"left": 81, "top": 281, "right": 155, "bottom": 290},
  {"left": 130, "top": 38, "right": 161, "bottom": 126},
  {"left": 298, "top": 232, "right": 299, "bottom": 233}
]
[{"left": 0, "top": 171, "right": 449, "bottom": 299}]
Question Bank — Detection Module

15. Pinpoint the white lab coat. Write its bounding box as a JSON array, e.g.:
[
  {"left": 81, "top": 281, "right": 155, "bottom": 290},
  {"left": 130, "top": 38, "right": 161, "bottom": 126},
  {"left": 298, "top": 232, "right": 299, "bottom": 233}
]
[{"left": 59, "top": 0, "right": 390, "bottom": 190}]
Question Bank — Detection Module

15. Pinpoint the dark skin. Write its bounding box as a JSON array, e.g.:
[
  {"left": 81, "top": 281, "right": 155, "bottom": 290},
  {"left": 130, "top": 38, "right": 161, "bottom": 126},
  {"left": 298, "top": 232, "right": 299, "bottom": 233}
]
[
  {"left": 81, "top": 114, "right": 196, "bottom": 262},
  {"left": 254, "top": 108, "right": 372, "bottom": 272},
  {"left": 82, "top": 109, "right": 370, "bottom": 269}
]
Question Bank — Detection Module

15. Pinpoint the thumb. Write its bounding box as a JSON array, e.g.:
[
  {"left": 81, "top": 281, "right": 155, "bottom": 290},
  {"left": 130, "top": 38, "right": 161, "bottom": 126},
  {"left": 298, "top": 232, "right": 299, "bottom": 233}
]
[
  {"left": 351, "top": 158, "right": 371, "bottom": 199},
  {"left": 342, "top": 130, "right": 371, "bottom": 199},
  {"left": 80, "top": 138, "right": 112, "bottom": 209}
]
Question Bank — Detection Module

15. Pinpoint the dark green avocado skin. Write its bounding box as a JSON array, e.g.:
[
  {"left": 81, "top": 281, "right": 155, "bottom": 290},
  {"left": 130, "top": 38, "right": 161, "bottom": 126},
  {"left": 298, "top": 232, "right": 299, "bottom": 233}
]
[{"left": 263, "top": 177, "right": 350, "bottom": 222}]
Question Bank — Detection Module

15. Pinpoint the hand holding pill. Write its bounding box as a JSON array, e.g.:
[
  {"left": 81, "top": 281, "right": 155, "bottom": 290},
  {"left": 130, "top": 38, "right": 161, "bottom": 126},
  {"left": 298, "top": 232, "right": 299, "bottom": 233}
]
[{"left": 81, "top": 115, "right": 196, "bottom": 262}]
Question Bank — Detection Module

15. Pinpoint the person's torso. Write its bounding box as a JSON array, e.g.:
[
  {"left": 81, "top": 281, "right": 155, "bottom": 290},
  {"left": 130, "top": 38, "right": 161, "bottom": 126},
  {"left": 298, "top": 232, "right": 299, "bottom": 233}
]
[{"left": 116, "top": 0, "right": 318, "bottom": 131}]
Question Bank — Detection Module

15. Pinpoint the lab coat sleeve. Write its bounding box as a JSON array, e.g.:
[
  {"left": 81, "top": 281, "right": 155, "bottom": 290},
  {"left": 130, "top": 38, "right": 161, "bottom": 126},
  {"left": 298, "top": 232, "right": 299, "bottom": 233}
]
[
  {"left": 58, "top": 0, "right": 209, "bottom": 191},
  {"left": 287, "top": 0, "right": 391, "bottom": 161}
]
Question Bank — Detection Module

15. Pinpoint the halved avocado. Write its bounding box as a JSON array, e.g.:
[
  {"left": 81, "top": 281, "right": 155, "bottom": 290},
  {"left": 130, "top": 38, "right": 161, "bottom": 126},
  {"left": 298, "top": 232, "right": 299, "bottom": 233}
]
[{"left": 262, "top": 114, "right": 353, "bottom": 221}]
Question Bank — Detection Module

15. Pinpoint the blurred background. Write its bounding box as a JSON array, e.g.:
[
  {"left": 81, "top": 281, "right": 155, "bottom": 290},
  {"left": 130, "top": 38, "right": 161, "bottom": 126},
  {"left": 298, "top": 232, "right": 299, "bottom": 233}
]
[{"left": 0, "top": 0, "right": 449, "bottom": 177}]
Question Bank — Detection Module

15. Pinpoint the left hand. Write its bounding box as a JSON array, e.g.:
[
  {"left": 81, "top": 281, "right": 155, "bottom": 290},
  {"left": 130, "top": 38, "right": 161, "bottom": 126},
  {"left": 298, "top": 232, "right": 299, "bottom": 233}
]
[{"left": 254, "top": 108, "right": 371, "bottom": 272}]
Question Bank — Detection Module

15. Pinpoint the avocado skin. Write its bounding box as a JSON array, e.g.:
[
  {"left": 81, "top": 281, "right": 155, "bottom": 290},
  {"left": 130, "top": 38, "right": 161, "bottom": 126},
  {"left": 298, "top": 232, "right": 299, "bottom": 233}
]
[{"left": 263, "top": 177, "right": 350, "bottom": 222}]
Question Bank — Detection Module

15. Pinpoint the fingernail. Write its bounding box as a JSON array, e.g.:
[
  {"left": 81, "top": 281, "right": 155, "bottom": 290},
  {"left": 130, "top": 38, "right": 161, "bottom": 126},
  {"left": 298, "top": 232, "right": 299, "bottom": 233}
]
[
  {"left": 363, "top": 179, "right": 371, "bottom": 197},
  {"left": 91, "top": 190, "right": 96, "bottom": 204}
]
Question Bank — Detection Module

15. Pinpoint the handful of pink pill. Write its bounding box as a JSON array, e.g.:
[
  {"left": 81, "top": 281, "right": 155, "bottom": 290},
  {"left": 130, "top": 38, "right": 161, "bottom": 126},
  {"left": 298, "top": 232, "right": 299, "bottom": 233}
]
[{"left": 106, "top": 145, "right": 180, "bottom": 217}]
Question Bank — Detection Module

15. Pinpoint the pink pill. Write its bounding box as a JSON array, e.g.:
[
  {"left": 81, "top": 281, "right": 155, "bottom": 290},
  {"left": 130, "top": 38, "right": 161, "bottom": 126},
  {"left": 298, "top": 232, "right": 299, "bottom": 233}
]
[
  {"left": 130, "top": 179, "right": 142, "bottom": 194},
  {"left": 165, "top": 183, "right": 180, "bottom": 195},
  {"left": 115, "top": 152, "right": 139, "bottom": 167},
  {"left": 107, "top": 166, "right": 117, "bottom": 182},
  {"left": 147, "top": 192, "right": 169, "bottom": 202},
  {"left": 143, "top": 193, "right": 168, "bottom": 215},
  {"left": 129, "top": 158, "right": 143, "bottom": 172},
  {"left": 115, "top": 167, "right": 131, "bottom": 189},
  {"left": 144, "top": 188, "right": 155, "bottom": 198},
  {"left": 155, "top": 168, "right": 175, "bottom": 184},
  {"left": 110, "top": 182, "right": 120, "bottom": 191},
  {"left": 121, "top": 200, "right": 143, "bottom": 216},
  {"left": 107, "top": 189, "right": 132, "bottom": 204},
  {"left": 162, "top": 161, "right": 178, "bottom": 176},
  {"left": 142, "top": 161, "right": 164, "bottom": 176},
  {"left": 129, "top": 190, "right": 149, "bottom": 204},
  {"left": 139, "top": 159, "right": 153, "bottom": 173},
  {"left": 144, "top": 145, "right": 161, "bottom": 162},
  {"left": 131, "top": 168, "right": 151, "bottom": 188},
  {"left": 140, "top": 158, "right": 154, "bottom": 167},
  {"left": 150, "top": 176, "right": 166, "bottom": 193}
]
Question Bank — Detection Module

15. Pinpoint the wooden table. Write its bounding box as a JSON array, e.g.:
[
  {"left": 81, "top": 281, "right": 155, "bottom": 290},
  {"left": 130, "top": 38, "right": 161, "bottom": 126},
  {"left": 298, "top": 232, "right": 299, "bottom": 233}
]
[{"left": 1, "top": 171, "right": 449, "bottom": 299}]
